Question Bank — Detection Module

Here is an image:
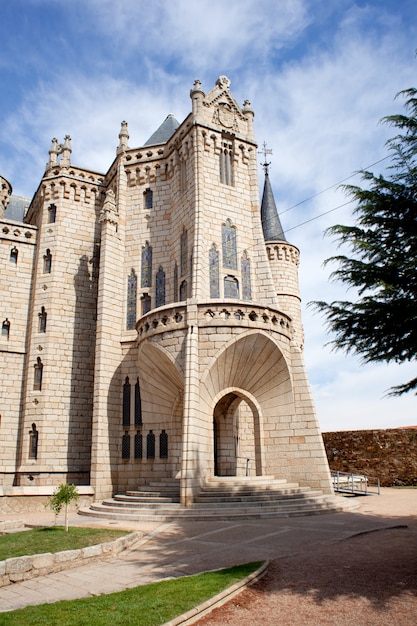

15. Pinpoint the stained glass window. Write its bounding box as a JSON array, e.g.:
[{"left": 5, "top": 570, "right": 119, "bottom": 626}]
[
  {"left": 209, "top": 244, "right": 220, "bottom": 298},
  {"left": 224, "top": 275, "right": 239, "bottom": 299},
  {"left": 126, "top": 269, "right": 137, "bottom": 330},
  {"left": 241, "top": 251, "right": 252, "bottom": 301},
  {"left": 156, "top": 266, "right": 166, "bottom": 308},
  {"left": 141, "top": 293, "right": 151, "bottom": 315},
  {"left": 141, "top": 242, "right": 152, "bottom": 288},
  {"left": 222, "top": 219, "right": 237, "bottom": 269}
]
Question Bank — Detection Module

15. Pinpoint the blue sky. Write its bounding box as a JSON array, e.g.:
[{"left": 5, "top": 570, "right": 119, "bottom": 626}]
[{"left": 1, "top": 0, "right": 416, "bottom": 431}]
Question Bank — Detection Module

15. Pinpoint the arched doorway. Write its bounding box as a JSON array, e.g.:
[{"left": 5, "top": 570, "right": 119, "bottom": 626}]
[{"left": 213, "top": 391, "right": 262, "bottom": 477}]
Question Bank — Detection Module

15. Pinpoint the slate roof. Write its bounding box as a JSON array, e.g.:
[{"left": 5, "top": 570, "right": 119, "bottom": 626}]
[
  {"left": 260, "top": 170, "right": 286, "bottom": 242},
  {"left": 144, "top": 114, "right": 180, "bottom": 146},
  {"left": 4, "top": 195, "right": 31, "bottom": 222}
]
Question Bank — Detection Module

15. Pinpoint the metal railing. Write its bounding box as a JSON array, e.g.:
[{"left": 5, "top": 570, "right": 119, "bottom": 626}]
[{"left": 331, "top": 470, "right": 380, "bottom": 495}]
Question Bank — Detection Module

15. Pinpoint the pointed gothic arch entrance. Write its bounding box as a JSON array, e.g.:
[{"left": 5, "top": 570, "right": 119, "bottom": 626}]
[{"left": 213, "top": 390, "right": 263, "bottom": 477}]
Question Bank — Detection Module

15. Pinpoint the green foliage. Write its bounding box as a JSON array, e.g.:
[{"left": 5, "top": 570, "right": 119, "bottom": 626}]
[
  {"left": 0, "top": 527, "right": 128, "bottom": 561},
  {"left": 46, "top": 484, "right": 79, "bottom": 530},
  {"left": 0, "top": 561, "right": 263, "bottom": 626},
  {"left": 312, "top": 88, "right": 417, "bottom": 396}
]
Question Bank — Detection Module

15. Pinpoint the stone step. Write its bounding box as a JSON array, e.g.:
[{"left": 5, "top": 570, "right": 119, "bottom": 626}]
[
  {"left": 79, "top": 495, "right": 356, "bottom": 522},
  {"left": 194, "top": 490, "right": 323, "bottom": 503},
  {"left": 125, "top": 491, "right": 180, "bottom": 500}
]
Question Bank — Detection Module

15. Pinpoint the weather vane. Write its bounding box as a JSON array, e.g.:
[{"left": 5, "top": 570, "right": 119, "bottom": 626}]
[{"left": 258, "top": 141, "right": 273, "bottom": 173}]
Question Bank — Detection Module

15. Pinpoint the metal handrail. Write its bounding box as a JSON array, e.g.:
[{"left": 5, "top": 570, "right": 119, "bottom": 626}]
[{"left": 331, "top": 470, "right": 380, "bottom": 495}]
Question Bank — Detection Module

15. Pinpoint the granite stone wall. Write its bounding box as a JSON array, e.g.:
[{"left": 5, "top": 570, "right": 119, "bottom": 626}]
[{"left": 322, "top": 428, "right": 417, "bottom": 486}]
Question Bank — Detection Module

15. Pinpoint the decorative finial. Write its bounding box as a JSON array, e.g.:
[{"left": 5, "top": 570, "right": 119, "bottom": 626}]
[
  {"left": 258, "top": 142, "right": 273, "bottom": 173},
  {"left": 117, "top": 121, "right": 130, "bottom": 155}
]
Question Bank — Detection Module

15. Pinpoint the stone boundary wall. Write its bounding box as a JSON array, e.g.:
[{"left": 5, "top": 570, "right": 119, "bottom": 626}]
[
  {"left": 0, "top": 530, "right": 141, "bottom": 588},
  {"left": 322, "top": 427, "right": 417, "bottom": 487}
]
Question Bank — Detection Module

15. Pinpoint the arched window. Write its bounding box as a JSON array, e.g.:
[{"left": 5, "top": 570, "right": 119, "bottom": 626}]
[
  {"left": 180, "top": 228, "right": 188, "bottom": 276},
  {"left": 126, "top": 269, "right": 137, "bottom": 330},
  {"left": 155, "top": 266, "right": 166, "bottom": 308},
  {"left": 147, "top": 430, "right": 155, "bottom": 459},
  {"left": 144, "top": 188, "right": 153, "bottom": 209},
  {"left": 123, "top": 377, "right": 131, "bottom": 426},
  {"left": 122, "top": 432, "right": 130, "bottom": 459},
  {"left": 10, "top": 246, "right": 18, "bottom": 264},
  {"left": 29, "top": 423, "right": 39, "bottom": 459},
  {"left": 219, "top": 140, "right": 234, "bottom": 186},
  {"left": 38, "top": 306, "right": 47, "bottom": 333},
  {"left": 135, "top": 378, "right": 142, "bottom": 426},
  {"left": 173, "top": 262, "right": 178, "bottom": 301},
  {"left": 134, "top": 432, "right": 143, "bottom": 459},
  {"left": 141, "top": 293, "right": 151, "bottom": 315},
  {"left": 209, "top": 244, "right": 220, "bottom": 298},
  {"left": 224, "top": 275, "right": 239, "bottom": 299},
  {"left": 160, "top": 430, "right": 168, "bottom": 459},
  {"left": 33, "top": 357, "right": 43, "bottom": 391},
  {"left": 48, "top": 204, "right": 56, "bottom": 223},
  {"left": 1, "top": 319, "right": 10, "bottom": 339},
  {"left": 222, "top": 219, "right": 237, "bottom": 269},
  {"left": 141, "top": 241, "right": 152, "bottom": 288},
  {"left": 43, "top": 249, "right": 52, "bottom": 274},
  {"left": 241, "top": 251, "right": 252, "bottom": 301},
  {"left": 179, "top": 280, "right": 187, "bottom": 301}
]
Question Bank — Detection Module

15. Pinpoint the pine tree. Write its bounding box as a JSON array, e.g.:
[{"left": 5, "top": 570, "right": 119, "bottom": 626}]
[{"left": 313, "top": 88, "right": 417, "bottom": 395}]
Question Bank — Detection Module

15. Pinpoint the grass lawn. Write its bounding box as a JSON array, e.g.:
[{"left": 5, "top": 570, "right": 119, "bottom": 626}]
[
  {"left": 0, "top": 526, "right": 129, "bottom": 561},
  {"left": 0, "top": 561, "right": 263, "bottom": 626}
]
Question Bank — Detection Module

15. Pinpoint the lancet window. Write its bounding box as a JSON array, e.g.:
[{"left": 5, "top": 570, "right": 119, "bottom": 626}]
[
  {"left": 155, "top": 266, "right": 166, "bottom": 308},
  {"left": 126, "top": 269, "right": 137, "bottom": 330},
  {"left": 141, "top": 242, "right": 152, "bottom": 288},
  {"left": 241, "top": 251, "right": 252, "bottom": 301},
  {"left": 222, "top": 219, "right": 237, "bottom": 269},
  {"left": 43, "top": 249, "right": 52, "bottom": 274},
  {"left": 209, "top": 244, "right": 220, "bottom": 298},
  {"left": 38, "top": 306, "right": 47, "bottom": 333},
  {"left": 122, "top": 377, "right": 131, "bottom": 427},
  {"left": 180, "top": 228, "right": 188, "bottom": 276},
  {"left": 224, "top": 275, "right": 239, "bottom": 299},
  {"left": 33, "top": 357, "right": 43, "bottom": 391}
]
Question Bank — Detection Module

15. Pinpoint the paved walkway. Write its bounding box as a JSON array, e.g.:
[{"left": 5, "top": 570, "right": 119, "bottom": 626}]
[{"left": 0, "top": 488, "right": 416, "bottom": 614}]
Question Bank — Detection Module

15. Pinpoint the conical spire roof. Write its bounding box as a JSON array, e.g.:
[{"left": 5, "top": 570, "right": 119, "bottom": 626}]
[
  {"left": 144, "top": 114, "right": 180, "bottom": 146},
  {"left": 261, "top": 168, "right": 286, "bottom": 242}
]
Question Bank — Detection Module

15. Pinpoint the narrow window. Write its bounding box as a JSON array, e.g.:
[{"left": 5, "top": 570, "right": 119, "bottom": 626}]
[
  {"left": 134, "top": 378, "right": 142, "bottom": 426},
  {"left": 43, "top": 249, "right": 52, "bottom": 274},
  {"left": 1, "top": 319, "right": 10, "bottom": 339},
  {"left": 141, "top": 293, "right": 151, "bottom": 315},
  {"left": 48, "top": 204, "right": 56, "bottom": 223},
  {"left": 141, "top": 241, "right": 152, "bottom": 288},
  {"left": 160, "top": 430, "right": 168, "bottom": 459},
  {"left": 126, "top": 269, "right": 137, "bottom": 330},
  {"left": 209, "top": 244, "right": 220, "bottom": 298},
  {"left": 10, "top": 246, "right": 18, "bottom": 264},
  {"left": 220, "top": 141, "right": 234, "bottom": 185},
  {"left": 173, "top": 262, "right": 178, "bottom": 301},
  {"left": 29, "top": 423, "right": 39, "bottom": 459},
  {"left": 224, "top": 275, "right": 239, "bottom": 299},
  {"left": 222, "top": 219, "right": 237, "bottom": 269},
  {"left": 144, "top": 188, "right": 153, "bottom": 209},
  {"left": 147, "top": 430, "right": 155, "bottom": 459},
  {"left": 179, "top": 280, "right": 187, "bottom": 301},
  {"left": 241, "top": 251, "right": 252, "bottom": 301},
  {"left": 134, "top": 432, "right": 143, "bottom": 459},
  {"left": 33, "top": 357, "right": 43, "bottom": 391},
  {"left": 180, "top": 228, "right": 188, "bottom": 276},
  {"left": 155, "top": 266, "right": 166, "bottom": 308},
  {"left": 123, "top": 377, "right": 131, "bottom": 427},
  {"left": 122, "top": 432, "right": 131, "bottom": 459},
  {"left": 38, "top": 306, "right": 47, "bottom": 333}
]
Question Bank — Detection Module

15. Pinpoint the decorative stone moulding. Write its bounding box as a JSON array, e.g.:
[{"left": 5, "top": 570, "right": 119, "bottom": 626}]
[{"left": 136, "top": 302, "right": 293, "bottom": 343}]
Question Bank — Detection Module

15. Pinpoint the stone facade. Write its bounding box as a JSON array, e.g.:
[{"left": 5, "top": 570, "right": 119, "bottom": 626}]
[{"left": 0, "top": 76, "right": 333, "bottom": 508}]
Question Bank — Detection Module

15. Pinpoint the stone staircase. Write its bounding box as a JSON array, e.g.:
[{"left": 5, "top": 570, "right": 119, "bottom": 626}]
[{"left": 79, "top": 476, "right": 358, "bottom": 522}]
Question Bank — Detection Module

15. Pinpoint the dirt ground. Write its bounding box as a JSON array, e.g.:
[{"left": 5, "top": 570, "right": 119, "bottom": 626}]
[{"left": 196, "top": 491, "right": 417, "bottom": 626}]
